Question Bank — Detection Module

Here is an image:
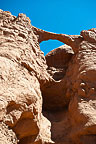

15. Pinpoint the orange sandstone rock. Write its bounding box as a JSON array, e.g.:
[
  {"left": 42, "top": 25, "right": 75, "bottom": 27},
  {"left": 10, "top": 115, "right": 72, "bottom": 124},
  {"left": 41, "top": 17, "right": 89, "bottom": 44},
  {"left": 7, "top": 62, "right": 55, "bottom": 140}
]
[{"left": 0, "top": 10, "right": 96, "bottom": 144}]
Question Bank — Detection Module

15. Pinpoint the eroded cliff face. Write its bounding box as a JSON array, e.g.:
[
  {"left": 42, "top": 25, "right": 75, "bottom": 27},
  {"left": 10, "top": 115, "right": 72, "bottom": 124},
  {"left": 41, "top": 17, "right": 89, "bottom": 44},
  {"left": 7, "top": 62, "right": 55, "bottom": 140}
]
[
  {"left": 0, "top": 10, "right": 96, "bottom": 144},
  {"left": 0, "top": 10, "right": 51, "bottom": 144}
]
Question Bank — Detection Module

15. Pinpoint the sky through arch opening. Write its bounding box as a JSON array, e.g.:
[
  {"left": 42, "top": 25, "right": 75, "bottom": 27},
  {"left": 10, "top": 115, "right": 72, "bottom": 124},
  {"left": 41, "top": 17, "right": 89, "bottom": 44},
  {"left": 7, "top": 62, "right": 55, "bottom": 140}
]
[{"left": 40, "top": 40, "right": 64, "bottom": 55}]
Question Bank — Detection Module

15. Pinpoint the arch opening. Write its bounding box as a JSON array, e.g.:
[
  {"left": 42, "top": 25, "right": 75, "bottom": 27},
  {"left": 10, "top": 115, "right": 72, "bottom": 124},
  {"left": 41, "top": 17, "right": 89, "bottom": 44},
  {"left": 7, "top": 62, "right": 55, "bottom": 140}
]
[{"left": 40, "top": 40, "right": 64, "bottom": 55}]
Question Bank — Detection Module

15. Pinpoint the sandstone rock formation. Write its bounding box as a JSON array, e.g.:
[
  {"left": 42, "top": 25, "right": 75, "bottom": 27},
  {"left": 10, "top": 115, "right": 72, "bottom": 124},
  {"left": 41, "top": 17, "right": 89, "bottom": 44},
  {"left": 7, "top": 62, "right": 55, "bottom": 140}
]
[{"left": 0, "top": 9, "right": 96, "bottom": 144}]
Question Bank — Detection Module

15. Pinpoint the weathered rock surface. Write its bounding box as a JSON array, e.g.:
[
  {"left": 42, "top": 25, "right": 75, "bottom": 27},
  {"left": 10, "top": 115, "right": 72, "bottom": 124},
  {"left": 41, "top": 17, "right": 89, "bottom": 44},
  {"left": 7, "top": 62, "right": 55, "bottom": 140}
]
[
  {"left": 0, "top": 9, "right": 96, "bottom": 144},
  {"left": 42, "top": 45, "right": 74, "bottom": 110},
  {"left": 46, "top": 45, "right": 74, "bottom": 68},
  {"left": 0, "top": 10, "right": 52, "bottom": 144}
]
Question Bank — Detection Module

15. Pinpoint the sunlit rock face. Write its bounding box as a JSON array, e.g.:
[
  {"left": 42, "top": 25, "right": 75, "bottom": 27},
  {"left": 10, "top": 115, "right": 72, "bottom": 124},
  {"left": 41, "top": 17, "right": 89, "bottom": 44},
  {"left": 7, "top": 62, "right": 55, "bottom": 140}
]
[{"left": 0, "top": 9, "right": 96, "bottom": 144}]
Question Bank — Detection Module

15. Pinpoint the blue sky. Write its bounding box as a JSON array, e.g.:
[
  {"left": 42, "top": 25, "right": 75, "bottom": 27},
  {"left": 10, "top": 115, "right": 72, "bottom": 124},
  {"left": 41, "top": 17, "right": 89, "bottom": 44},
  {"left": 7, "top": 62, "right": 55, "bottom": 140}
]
[{"left": 1, "top": 0, "right": 96, "bottom": 55}]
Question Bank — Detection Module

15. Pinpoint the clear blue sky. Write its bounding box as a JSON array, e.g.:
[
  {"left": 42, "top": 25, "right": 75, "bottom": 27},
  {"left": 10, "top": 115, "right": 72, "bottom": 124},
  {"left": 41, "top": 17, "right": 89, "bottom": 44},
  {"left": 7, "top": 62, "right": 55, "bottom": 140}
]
[{"left": 1, "top": 0, "right": 96, "bottom": 55}]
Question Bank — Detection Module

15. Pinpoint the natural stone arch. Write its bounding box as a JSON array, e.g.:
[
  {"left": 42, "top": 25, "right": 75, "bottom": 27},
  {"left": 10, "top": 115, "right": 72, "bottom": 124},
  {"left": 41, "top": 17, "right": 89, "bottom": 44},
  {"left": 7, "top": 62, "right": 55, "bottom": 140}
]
[{"left": 32, "top": 26, "right": 83, "bottom": 53}]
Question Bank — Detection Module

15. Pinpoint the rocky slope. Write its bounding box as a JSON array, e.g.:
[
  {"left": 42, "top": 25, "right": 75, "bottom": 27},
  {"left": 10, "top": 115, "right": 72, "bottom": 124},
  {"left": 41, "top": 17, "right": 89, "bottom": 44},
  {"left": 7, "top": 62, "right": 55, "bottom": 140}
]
[{"left": 0, "top": 10, "right": 96, "bottom": 144}]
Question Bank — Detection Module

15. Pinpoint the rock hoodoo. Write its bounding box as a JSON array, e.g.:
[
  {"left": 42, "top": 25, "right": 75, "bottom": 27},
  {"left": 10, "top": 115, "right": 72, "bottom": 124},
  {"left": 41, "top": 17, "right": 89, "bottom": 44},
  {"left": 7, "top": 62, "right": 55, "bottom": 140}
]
[{"left": 0, "top": 10, "right": 96, "bottom": 144}]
